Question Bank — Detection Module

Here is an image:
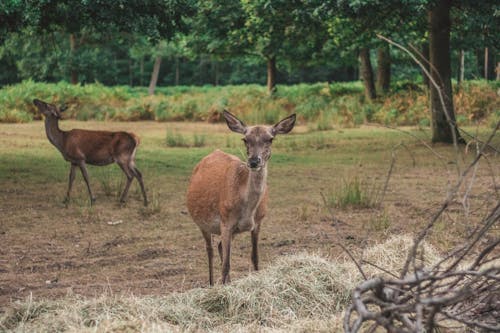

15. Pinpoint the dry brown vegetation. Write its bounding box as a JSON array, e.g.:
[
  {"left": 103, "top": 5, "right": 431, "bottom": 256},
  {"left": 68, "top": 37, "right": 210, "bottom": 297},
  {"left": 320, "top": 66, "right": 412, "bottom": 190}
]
[{"left": 0, "top": 120, "right": 498, "bottom": 331}]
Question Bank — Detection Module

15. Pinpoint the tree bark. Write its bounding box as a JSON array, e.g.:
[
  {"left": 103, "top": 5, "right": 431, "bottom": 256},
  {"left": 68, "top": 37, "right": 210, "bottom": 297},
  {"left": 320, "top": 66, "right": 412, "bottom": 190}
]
[
  {"left": 428, "top": 0, "right": 463, "bottom": 144},
  {"left": 376, "top": 44, "right": 391, "bottom": 93},
  {"left": 359, "top": 48, "right": 376, "bottom": 101},
  {"left": 457, "top": 49, "right": 464, "bottom": 88},
  {"left": 267, "top": 56, "right": 277, "bottom": 95},
  {"left": 69, "top": 33, "right": 78, "bottom": 85},
  {"left": 148, "top": 56, "right": 162, "bottom": 95}
]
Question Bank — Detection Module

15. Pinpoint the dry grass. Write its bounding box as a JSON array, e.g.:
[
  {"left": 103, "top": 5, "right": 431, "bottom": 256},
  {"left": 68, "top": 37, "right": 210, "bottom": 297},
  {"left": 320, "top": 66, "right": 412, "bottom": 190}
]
[
  {"left": 1, "top": 236, "right": 440, "bottom": 332},
  {"left": 0, "top": 121, "right": 498, "bottom": 332}
]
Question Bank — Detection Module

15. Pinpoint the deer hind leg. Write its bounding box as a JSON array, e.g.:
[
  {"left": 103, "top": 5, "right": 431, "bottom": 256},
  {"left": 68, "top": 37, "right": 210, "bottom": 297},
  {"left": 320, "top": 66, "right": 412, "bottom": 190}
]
[
  {"left": 64, "top": 163, "right": 77, "bottom": 204},
  {"left": 117, "top": 160, "right": 134, "bottom": 204},
  {"left": 78, "top": 161, "right": 95, "bottom": 205},
  {"left": 217, "top": 240, "right": 223, "bottom": 263},
  {"left": 202, "top": 231, "right": 214, "bottom": 286},
  {"left": 131, "top": 165, "right": 148, "bottom": 206}
]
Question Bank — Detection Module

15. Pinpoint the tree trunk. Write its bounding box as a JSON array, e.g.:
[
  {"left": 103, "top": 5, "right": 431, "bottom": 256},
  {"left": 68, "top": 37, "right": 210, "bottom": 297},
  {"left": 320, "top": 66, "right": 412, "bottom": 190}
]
[
  {"left": 457, "top": 50, "right": 464, "bottom": 88},
  {"left": 175, "top": 57, "right": 180, "bottom": 86},
  {"left": 129, "top": 58, "right": 133, "bottom": 86},
  {"left": 428, "top": 0, "right": 463, "bottom": 144},
  {"left": 376, "top": 44, "right": 391, "bottom": 93},
  {"left": 359, "top": 48, "right": 376, "bottom": 101},
  {"left": 421, "top": 42, "right": 430, "bottom": 88},
  {"left": 69, "top": 34, "right": 78, "bottom": 85},
  {"left": 484, "top": 47, "right": 488, "bottom": 80},
  {"left": 214, "top": 60, "right": 220, "bottom": 86},
  {"left": 267, "top": 56, "right": 277, "bottom": 94},
  {"left": 148, "top": 56, "right": 162, "bottom": 95},
  {"left": 140, "top": 57, "right": 144, "bottom": 86}
]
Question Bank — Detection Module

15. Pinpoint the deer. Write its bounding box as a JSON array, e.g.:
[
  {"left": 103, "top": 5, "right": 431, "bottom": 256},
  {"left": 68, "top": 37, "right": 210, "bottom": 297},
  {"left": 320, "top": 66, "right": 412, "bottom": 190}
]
[
  {"left": 186, "top": 110, "right": 296, "bottom": 285},
  {"left": 33, "top": 99, "right": 148, "bottom": 206}
]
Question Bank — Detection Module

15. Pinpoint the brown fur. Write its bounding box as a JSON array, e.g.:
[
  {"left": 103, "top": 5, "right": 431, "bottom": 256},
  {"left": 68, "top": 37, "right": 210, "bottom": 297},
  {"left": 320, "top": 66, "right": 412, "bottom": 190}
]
[
  {"left": 33, "top": 99, "right": 148, "bottom": 206},
  {"left": 186, "top": 110, "right": 295, "bottom": 285}
]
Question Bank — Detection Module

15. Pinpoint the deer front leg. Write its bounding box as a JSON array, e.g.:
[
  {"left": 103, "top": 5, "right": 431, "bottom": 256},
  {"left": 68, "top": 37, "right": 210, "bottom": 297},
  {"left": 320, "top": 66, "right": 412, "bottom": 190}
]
[
  {"left": 251, "top": 224, "right": 261, "bottom": 271},
  {"left": 78, "top": 161, "right": 96, "bottom": 205},
  {"left": 64, "top": 163, "right": 77, "bottom": 204},
  {"left": 220, "top": 227, "right": 233, "bottom": 284}
]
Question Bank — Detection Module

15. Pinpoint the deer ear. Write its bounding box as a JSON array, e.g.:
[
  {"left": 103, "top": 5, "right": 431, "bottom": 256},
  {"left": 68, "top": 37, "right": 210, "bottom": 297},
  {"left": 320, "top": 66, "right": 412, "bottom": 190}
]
[
  {"left": 223, "top": 110, "right": 247, "bottom": 134},
  {"left": 272, "top": 114, "right": 296, "bottom": 135}
]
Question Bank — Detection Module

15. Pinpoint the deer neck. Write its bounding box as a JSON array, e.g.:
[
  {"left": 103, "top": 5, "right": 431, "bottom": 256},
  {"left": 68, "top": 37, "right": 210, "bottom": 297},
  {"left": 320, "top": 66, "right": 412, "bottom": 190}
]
[
  {"left": 245, "top": 165, "right": 267, "bottom": 206},
  {"left": 44, "top": 116, "right": 65, "bottom": 152}
]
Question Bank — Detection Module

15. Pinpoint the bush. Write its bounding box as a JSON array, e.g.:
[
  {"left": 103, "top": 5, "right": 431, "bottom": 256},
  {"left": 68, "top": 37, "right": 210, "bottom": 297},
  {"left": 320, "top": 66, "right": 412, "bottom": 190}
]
[{"left": 1, "top": 80, "right": 497, "bottom": 127}]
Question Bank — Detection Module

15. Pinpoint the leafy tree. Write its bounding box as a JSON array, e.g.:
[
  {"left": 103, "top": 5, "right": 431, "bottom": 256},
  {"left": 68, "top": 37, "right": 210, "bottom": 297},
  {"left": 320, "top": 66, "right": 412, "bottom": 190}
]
[
  {"left": 240, "top": 0, "right": 325, "bottom": 94},
  {"left": 15, "top": 0, "right": 194, "bottom": 84},
  {"left": 191, "top": 0, "right": 325, "bottom": 94}
]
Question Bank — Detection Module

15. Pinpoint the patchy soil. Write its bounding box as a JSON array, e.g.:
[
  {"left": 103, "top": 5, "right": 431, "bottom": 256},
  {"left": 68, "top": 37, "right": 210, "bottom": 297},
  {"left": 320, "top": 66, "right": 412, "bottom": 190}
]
[{"left": 0, "top": 121, "right": 498, "bottom": 309}]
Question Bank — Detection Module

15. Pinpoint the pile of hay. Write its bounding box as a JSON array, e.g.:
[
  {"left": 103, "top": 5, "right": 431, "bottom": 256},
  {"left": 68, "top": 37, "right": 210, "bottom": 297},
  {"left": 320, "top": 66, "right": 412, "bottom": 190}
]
[{"left": 1, "top": 235, "right": 440, "bottom": 332}]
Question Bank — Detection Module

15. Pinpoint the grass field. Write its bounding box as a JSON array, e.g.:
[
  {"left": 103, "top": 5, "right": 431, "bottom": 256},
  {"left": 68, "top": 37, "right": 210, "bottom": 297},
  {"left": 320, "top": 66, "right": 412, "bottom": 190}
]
[{"left": 0, "top": 119, "right": 498, "bottom": 331}]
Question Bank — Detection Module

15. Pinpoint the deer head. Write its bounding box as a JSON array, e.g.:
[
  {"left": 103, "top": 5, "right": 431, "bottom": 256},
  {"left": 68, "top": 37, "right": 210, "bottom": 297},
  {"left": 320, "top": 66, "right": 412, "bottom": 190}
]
[
  {"left": 223, "top": 110, "right": 296, "bottom": 171},
  {"left": 33, "top": 99, "right": 66, "bottom": 119}
]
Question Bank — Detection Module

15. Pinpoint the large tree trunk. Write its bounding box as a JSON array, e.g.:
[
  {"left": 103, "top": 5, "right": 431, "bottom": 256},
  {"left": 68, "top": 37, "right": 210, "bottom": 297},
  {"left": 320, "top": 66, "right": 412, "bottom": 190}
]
[
  {"left": 428, "top": 0, "right": 463, "bottom": 144},
  {"left": 69, "top": 33, "right": 78, "bottom": 85},
  {"left": 359, "top": 48, "right": 376, "bottom": 101},
  {"left": 148, "top": 56, "right": 162, "bottom": 95},
  {"left": 376, "top": 44, "right": 391, "bottom": 93},
  {"left": 267, "top": 56, "right": 277, "bottom": 94}
]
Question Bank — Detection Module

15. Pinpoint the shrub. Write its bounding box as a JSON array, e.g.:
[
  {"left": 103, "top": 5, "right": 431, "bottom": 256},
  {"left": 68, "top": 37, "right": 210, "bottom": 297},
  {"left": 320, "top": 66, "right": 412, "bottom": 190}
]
[{"left": 1, "top": 80, "right": 497, "bottom": 128}]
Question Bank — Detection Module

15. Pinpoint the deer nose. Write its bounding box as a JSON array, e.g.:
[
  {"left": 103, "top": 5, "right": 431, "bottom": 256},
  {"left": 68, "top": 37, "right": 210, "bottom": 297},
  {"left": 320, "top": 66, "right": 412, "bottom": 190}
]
[{"left": 248, "top": 156, "right": 261, "bottom": 169}]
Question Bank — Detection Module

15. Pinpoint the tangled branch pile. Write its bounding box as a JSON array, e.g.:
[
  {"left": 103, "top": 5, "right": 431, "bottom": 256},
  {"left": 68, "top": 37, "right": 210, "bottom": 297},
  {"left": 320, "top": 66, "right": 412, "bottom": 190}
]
[{"left": 345, "top": 204, "right": 499, "bottom": 332}]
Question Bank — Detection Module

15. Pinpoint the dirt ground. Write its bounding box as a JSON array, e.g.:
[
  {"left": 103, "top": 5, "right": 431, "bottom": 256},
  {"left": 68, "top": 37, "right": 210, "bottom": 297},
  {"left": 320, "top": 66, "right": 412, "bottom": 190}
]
[{"left": 0, "top": 121, "right": 498, "bottom": 309}]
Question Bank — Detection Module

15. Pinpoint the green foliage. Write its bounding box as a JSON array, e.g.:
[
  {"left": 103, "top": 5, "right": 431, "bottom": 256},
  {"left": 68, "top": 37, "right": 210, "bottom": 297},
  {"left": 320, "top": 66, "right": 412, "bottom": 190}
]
[
  {"left": 0, "top": 80, "right": 497, "bottom": 128},
  {"left": 323, "top": 175, "right": 382, "bottom": 209},
  {"left": 166, "top": 130, "right": 189, "bottom": 147}
]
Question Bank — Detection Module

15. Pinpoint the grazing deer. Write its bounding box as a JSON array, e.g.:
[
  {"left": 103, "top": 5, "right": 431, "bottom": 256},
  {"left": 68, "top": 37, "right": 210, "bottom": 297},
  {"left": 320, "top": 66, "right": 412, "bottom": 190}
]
[
  {"left": 187, "top": 110, "right": 296, "bottom": 285},
  {"left": 33, "top": 99, "right": 148, "bottom": 206}
]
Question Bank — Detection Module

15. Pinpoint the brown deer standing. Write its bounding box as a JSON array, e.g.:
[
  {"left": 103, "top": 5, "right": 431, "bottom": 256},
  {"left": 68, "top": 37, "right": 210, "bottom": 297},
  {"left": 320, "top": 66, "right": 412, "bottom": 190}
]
[
  {"left": 187, "top": 110, "right": 296, "bottom": 285},
  {"left": 33, "top": 99, "right": 148, "bottom": 206}
]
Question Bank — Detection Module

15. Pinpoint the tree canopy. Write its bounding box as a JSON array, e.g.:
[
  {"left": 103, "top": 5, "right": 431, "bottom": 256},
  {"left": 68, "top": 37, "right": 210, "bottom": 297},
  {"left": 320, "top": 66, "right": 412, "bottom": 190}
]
[{"left": 1, "top": 0, "right": 498, "bottom": 142}]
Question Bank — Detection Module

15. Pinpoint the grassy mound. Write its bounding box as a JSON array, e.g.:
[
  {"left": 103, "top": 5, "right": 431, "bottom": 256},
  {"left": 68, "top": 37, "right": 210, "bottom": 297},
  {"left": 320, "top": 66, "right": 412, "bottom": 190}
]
[{"left": 1, "top": 235, "right": 440, "bottom": 332}]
